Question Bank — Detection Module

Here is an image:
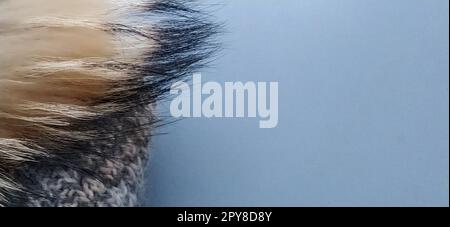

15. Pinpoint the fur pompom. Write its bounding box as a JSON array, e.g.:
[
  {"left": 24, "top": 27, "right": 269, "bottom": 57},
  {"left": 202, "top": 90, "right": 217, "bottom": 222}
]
[{"left": 0, "top": 0, "right": 219, "bottom": 206}]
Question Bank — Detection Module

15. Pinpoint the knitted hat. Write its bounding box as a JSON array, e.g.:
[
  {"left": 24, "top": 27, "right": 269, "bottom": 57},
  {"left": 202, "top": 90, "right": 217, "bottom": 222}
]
[{"left": 0, "top": 0, "right": 218, "bottom": 207}]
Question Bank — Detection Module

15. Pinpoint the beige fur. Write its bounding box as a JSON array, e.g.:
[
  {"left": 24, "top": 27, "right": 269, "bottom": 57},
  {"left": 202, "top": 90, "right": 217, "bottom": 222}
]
[{"left": 0, "top": 0, "right": 154, "bottom": 205}]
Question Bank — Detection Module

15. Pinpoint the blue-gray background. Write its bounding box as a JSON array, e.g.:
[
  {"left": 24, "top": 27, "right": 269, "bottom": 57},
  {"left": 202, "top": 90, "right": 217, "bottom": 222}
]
[{"left": 144, "top": 0, "right": 449, "bottom": 206}]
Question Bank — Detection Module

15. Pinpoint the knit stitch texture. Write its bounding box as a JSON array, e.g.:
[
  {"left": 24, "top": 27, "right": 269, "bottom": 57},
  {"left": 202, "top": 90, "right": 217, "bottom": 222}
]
[{"left": 15, "top": 107, "right": 152, "bottom": 207}]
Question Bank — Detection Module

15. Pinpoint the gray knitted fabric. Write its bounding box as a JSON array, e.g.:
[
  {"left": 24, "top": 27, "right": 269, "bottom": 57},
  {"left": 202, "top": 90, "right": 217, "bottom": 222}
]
[{"left": 16, "top": 108, "right": 152, "bottom": 207}]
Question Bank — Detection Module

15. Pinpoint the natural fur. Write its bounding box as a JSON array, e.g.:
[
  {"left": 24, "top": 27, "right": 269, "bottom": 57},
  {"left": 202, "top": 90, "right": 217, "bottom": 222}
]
[{"left": 0, "top": 0, "right": 218, "bottom": 206}]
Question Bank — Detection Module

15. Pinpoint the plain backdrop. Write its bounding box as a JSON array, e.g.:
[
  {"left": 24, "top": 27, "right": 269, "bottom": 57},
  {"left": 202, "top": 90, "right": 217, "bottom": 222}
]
[{"left": 144, "top": 0, "right": 449, "bottom": 206}]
